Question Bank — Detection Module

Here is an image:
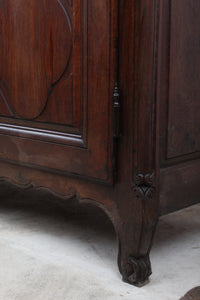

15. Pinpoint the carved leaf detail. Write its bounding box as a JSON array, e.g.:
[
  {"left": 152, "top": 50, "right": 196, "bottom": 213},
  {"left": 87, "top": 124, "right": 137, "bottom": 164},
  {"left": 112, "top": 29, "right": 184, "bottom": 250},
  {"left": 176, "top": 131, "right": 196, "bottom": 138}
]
[{"left": 132, "top": 173, "right": 155, "bottom": 199}]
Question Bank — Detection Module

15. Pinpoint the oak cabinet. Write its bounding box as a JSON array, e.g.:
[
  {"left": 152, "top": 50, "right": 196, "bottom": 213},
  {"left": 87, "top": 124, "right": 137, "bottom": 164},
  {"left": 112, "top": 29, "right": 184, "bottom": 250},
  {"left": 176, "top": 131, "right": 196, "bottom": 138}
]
[{"left": 0, "top": 0, "right": 199, "bottom": 286}]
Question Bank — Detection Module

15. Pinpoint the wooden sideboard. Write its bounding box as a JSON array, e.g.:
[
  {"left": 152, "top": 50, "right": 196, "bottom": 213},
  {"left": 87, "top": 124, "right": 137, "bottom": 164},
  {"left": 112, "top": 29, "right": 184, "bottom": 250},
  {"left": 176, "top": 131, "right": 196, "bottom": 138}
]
[{"left": 0, "top": 0, "right": 199, "bottom": 286}]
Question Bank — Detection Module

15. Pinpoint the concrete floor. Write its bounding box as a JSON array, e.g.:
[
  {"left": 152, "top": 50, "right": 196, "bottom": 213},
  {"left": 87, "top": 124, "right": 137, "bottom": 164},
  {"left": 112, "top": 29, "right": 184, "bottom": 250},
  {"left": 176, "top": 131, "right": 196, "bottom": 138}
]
[{"left": 0, "top": 185, "right": 199, "bottom": 300}]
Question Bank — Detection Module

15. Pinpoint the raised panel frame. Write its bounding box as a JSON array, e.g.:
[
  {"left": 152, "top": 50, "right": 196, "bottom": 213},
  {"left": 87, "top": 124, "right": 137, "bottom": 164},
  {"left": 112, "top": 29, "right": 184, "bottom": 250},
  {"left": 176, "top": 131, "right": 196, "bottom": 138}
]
[
  {"left": 157, "top": 0, "right": 200, "bottom": 167},
  {"left": 0, "top": 0, "right": 86, "bottom": 146},
  {"left": 0, "top": 0, "right": 118, "bottom": 184}
]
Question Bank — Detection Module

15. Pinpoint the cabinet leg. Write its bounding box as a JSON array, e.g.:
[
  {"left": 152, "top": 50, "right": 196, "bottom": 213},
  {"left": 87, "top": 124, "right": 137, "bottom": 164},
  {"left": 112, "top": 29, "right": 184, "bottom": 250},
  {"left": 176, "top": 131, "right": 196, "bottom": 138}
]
[
  {"left": 117, "top": 218, "right": 156, "bottom": 286},
  {"left": 115, "top": 175, "right": 159, "bottom": 286},
  {"left": 116, "top": 221, "right": 155, "bottom": 287},
  {"left": 120, "top": 254, "right": 152, "bottom": 286}
]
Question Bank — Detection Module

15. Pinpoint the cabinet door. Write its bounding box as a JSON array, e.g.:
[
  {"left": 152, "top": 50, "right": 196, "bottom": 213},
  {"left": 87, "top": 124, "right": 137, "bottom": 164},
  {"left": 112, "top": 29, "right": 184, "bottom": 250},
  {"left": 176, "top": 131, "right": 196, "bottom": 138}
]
[
  {"left": 0, "top": 0, "right": 117, "bottom": 183},
  {"left": 158, "top": 0, "right": 200, "bottom": 165}
]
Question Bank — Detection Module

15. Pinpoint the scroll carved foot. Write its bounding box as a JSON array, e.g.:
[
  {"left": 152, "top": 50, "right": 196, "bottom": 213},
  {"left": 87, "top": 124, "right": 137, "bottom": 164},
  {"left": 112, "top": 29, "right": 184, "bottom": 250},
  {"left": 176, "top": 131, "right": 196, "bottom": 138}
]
[{"left": 121, "top": 255, "right": 152, "bottom": 286}]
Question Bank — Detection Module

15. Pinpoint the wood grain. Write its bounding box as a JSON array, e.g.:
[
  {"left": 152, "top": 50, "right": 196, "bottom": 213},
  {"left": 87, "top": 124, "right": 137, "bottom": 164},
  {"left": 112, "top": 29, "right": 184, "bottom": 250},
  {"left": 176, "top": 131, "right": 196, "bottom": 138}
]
[
  {"left": 0, "top": 0, "right": 199, "bottom": 287},
  {"left": 0, "top": 0, "right": 73, "bottom": 121}
]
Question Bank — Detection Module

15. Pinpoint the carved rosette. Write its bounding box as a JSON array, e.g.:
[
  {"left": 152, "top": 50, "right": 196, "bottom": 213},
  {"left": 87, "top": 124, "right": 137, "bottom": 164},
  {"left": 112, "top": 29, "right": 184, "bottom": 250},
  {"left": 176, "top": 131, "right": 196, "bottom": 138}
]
[
  {"left": 132, "top": 173, "right": 155, "bottom": 200},
  {"left": 122, "top": 255, "right": 152, "bottom": 286}
]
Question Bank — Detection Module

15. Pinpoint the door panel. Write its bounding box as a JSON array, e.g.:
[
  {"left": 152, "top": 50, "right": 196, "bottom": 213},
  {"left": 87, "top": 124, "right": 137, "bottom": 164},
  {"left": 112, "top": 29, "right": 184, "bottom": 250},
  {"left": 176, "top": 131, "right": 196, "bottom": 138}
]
[
  {"left": 158, "top": 0, "right": 200, "bottom": 165},
  {"left": 0, "top": 0, "right": 117, "bottom": 183},
  {"left": 0, "top": 0, "right": 74, "bottom": 125}
]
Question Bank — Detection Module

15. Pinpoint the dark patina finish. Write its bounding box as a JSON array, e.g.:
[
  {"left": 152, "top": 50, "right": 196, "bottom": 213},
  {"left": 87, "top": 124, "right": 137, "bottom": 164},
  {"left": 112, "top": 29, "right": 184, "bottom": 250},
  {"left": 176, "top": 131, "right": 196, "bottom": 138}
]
[{"left": 0, "top": 0, "right": 199, "bottom": 286}]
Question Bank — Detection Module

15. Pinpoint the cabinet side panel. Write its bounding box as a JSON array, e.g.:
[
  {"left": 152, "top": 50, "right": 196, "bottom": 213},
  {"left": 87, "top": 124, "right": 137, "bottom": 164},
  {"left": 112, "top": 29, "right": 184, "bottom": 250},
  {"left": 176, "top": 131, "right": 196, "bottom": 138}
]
[
  {"left": 167, "top": 0, "right": 200, "bottom": 159},
  {"left": 158, "top": 0, "right": 200, "bottom": 213}
]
